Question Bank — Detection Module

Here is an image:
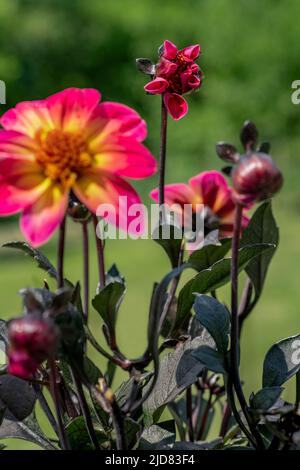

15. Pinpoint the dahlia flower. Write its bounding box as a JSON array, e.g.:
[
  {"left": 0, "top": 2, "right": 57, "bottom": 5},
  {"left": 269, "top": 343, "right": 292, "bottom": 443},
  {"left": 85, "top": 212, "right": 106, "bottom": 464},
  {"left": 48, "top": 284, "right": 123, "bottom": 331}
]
[
  {"left": 0, "top": 88, "right": 156, "bottom": 246},
  {"left": 150, "top": 170, "right": 249, "bottom": 238}
]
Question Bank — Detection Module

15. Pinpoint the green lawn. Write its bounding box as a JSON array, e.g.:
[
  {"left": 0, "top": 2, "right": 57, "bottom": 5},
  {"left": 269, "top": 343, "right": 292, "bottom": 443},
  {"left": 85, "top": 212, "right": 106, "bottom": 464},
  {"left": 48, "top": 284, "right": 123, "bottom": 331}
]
[{"left": 1, "top": 198, "right": 300, "bottom": 449}]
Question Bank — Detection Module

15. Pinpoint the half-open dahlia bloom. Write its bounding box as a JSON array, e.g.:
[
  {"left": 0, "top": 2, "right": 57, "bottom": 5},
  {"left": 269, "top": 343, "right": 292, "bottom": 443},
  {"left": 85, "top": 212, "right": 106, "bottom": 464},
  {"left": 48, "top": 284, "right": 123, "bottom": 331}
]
[
  {"left": 150, "top": 170, "right": 249, "bottom": 238},
  {"left": 144, "top": 40, "right": 202, "bottom": 120},
  {"left": 0, "top": 88, "right": 157, "bottom": 246}
]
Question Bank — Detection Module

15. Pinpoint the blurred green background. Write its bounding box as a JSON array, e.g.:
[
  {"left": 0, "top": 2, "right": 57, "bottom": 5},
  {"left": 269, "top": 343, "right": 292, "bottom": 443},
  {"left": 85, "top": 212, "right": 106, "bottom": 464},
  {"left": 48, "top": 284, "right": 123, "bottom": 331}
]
[{"left": 0, "top": 0, "right": 300, "bottom": 449}]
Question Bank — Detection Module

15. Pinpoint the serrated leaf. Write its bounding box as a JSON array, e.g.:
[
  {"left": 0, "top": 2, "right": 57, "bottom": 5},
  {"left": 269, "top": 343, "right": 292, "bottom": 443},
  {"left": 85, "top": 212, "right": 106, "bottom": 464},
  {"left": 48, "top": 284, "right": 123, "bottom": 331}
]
[
  {"left": 193, "top": 295, "right": 230, "bottom": 354},
  {"left": 176, "top": 243, "right": 274, "bottom": 330},
  {"left": 241, "top": 202, "right": 279, "bottom": 306},
  {"left": 143, "top": 336, "right": 208, "bottom": 416},
  {"left": 263, "top": 334, "right": 300, "bottom": 387},
  {"left": 139, "top": 420, "right": 175, "bottom": 450},
  {"left": 250, "top": 386, "right": 283, "bottom": 411}
]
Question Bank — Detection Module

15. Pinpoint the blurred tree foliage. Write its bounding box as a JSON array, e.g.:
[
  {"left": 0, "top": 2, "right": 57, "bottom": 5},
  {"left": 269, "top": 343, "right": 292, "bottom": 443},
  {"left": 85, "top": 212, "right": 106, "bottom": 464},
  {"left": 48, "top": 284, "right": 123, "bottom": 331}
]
[{"left": 0, "top": 0, "right": 299, "bottom": 197}]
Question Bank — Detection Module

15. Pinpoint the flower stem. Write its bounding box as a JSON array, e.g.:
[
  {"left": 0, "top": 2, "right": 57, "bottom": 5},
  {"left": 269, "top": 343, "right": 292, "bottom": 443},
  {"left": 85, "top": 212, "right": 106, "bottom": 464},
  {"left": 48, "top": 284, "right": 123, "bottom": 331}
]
[
  {"left": 92, "top": 215, "right": 106, "bottom": 289},
  {"left": 57, "top": 216, "right": 66, "bottom": 289},
  {"left": 230, "top": 204, "right": 264, "bottom": 450},
  {"left": 111, "top": 401, "right": 127, "bottom": 450},
  {"left": 186, "top": 386, "right": 194, "bottom": 441},
  {"left": 49, "top": 359, "right": 70, "bottom": 450},
  {"left": 70, "top": 366, "right": 100, "bottom": 450},
  {"left": 82, "top": 221, "right": 89, "bottom": 321},
  {"left": 33, "top": 384, "right": 59, "bottom": 438},
  {"left": 158, "top": 96, "right": 168, "bottom": 209}
]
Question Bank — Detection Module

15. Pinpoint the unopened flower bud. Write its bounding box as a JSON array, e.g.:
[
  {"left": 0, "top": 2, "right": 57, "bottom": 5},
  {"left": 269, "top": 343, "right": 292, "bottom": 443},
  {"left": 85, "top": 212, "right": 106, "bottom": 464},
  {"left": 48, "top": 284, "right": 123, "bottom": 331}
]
[
  {"left": 7, "top": 349, "right": 39, "bottom": 379},
  {"left": 232, "top": 152, "right": 283, "bottom": 205},
  {"left": 8, "top": 316, "right": 58, "bottom": 363},
  {"left": 68, "top": 192, "right": 91, "bottom": 223}
]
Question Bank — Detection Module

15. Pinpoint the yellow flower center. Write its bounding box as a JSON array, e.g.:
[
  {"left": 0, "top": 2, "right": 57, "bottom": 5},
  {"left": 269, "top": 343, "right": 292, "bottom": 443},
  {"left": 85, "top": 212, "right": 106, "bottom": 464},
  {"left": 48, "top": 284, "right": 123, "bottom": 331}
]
[{"left": 36, "top": 130, "right": 92, "bottom": 188}]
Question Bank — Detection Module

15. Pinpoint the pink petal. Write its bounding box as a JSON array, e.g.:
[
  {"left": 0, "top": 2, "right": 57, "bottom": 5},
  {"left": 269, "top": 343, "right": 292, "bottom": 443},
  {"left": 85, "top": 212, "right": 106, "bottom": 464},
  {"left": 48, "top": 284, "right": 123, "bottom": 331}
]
[
  {"left": 157, "top": 58, "right": 178, "bottom": 77},
  {"left": 144, "top": 78, "right": 169, "bottom": 95},
  {"left": 163, "top": 40, "right": 178, "bottom": 60},
  {"left": 20, "top": 183, "right": 68, "bottom": 246},
  {"left": 0, "top": 130, "right": 38, "bottom": 155},
  {"left": 74, "top": 170, "right": 143, "bottom": 233},
  {"left": 150, "top": 183, "right": 194, "bottom": 205},
  {"left": 0, "top": 157, "right": 47, "bottom": 215},
  {"left": 46, "top": 88, "right": 101, "bottom": 132},
  {"left": 180, "top": 72, "right": 201, "bottom": 93},
  {"left": 86, "top": 101, "right": 147, "bottom": 144},
  {"left": 0, "top": 100, "right": 54, "bottom": 138},
  {"left": 163, "top": 93, "right": 188, "bottom": 120},
  {"left": 189, "top": 171, "right": 232, "bottom": 213},
  {"left": 92, "top": 135, "right": 157, "bottom": 179},
  {"left": 181, "top": 44, "right": 201, "bottom": 62}
]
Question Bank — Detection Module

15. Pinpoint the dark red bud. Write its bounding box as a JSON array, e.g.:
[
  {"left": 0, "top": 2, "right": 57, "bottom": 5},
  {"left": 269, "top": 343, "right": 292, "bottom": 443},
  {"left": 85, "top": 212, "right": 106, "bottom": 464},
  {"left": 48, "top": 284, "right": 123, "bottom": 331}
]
[
  {"left": 68, "top": 197, "right": 91, "bottom": 223},
  {"left": 232, "top": 152, "right": 283, "bottom": 205},
  {"left": 7, "top": 349, "right": 39, "bottom": 379},
  {"left": 8, "top": 316, "right": 58, "bottom": 362}
]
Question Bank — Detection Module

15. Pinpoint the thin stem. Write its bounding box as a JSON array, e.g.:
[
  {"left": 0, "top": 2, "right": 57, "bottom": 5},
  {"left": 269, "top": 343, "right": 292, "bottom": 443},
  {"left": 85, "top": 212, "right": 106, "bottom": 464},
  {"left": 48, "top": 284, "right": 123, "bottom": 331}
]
[
  {"left": 49, "top": 360, "right": 70, "bottom": 450},
  {"left": 219, "top": 401, "right": 231, "bottom": 438},
  {"left": 158, "top": 97, "right": 168, "bottom": 209},
  {"left": 57, "top": 216, "right": 66, "bottom": 289},
  {"left": 82, "top": 221, "right": 89, "bottom": 321},
  {"left": 70, "top": 366, "right": 100, "bottom": 450},
  {"left": 198, "top": 390, "right": 212, "bottom": 441},
  {"left": 186, "top": 387, "right": 194, "bottom": 441},
  {"left": 230, "top": 204, "right": 264, "bottom": 450},
  {"left": 92, "top": 215, "right": 106, "bottom": 289},
  {"left": 111, "top": 401, "right": 127, "bottom": 450},
  {"left": 33, "top": 384, "right": 59, "bottom": 438}
]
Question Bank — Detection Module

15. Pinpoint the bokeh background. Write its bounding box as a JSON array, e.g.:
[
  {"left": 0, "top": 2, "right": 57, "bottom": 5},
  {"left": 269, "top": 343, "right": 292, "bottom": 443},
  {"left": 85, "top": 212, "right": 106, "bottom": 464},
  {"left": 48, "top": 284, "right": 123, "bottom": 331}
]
[{"left": 1, "top": 0, "right": 300, "bottom": 449}]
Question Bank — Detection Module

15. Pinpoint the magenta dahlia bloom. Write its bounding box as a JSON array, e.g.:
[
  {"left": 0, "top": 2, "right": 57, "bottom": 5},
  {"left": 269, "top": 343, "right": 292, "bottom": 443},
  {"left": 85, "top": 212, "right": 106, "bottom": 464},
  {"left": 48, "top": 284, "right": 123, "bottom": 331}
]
[
  {"left": 150, "top": 170, "right": 249, "bottom": 238},
  {"left": 143, "top": 40, "right": 202, "bottom": 120},
  {"left": 0, "top": 88, "right": 157, "bottom": 246}
]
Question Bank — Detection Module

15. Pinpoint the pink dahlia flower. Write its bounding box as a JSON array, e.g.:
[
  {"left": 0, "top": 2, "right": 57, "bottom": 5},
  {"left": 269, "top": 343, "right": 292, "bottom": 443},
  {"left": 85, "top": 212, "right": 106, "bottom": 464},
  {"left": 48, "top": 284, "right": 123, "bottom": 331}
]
[
  {"left": 150, "top": 170, "right": 249, "bottom": 238},
  {"left": 144, "top": 40, "right": 202, "bottom": 120},
  {"left": 0, "top": 88, "right": 157, "bottom": 246}
]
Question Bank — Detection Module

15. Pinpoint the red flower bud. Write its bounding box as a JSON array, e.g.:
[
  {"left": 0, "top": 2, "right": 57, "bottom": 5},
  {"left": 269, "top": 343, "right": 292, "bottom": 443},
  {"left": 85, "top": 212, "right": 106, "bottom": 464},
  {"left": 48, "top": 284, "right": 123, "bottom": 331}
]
[
  {"left": 232, "top": 153, "right": 283, "bottom": 205},
  {"left": 8, "top": 316, "right": 58, "bottom": 363},
  {"left": 7, "top": 349, "right": 39, "bottom": 379}
]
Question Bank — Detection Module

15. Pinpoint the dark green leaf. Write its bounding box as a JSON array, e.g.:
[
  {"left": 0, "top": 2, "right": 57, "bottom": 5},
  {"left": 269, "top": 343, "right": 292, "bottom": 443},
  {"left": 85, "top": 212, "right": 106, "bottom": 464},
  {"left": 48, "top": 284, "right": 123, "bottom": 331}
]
[
  {"left": 189, "top": 238, "right": 232, "bottom": 272},
  {"left": 263, "top": 334, "right": 300, "bottom": 387},
  {"left": 192, "top": 346, "right": 227, "bottom": 374},
  {"left": 139, "top": 420, "right": 175, "bottom": 450},
  {"left": 176, "top": 243, "right": 273, "bottom": 329},
  {"left": 83, "top": 357, "right": 101, "bottom": 385},
  {"left": 153, "top": 224, "right": 183, "bottom": 268},
  {"left": 66, "top": 416, "right": 107, "bottom": 450},
  {"left": 193, "top": 295, "right": 230, "bottom": 354},
  {"left": 123, "top": 418, "right": 141, "bottom": 449},
  {"left": 143, "top": 336, "right": 208, "bottom": 416},
  {"left": 241, "top": 201, "right": 279, "bottom": 305},
  {"left": 250, "top": 386, "right": 283, "bottom": 411},
  {"left": 92, "top": 282, "right": 125, "bottom": 334},
  {"left": 0, "top": 375, "right": 36, "bottom": 421}
]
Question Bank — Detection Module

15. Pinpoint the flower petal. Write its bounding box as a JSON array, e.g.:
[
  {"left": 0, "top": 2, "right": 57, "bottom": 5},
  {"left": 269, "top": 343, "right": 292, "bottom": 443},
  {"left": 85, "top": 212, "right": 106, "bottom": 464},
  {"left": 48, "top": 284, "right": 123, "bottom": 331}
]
[
  {"left": 86, "top": 101, "right": 147, "bottom": 144},
  {"left": 0, "top": 100, "right": 54, "bottom": 138},
  {"left": 189, "top": 171, "right": 232, "bottom": 213},
  {"left": 150, "top": 183, "right": 194, "bottom": 205},
  {"left": 20, "top": 183, "right": 68, "bottom": 246},
  {"left": 0, "top": 157, "right": 48, "bottom": 215},
  {"left": 74, "top": 170, "right": 142, "bottom": 233},
  {"left": 163, "top": 40, "right": 178, "bottom": 60},
  {"left": 181, "top": 44, "right": 201, "bottom": 61},
  {"left": 144, "top": 78, "right": 169, "bottom": 95},
  {"left": 46, "top": 88, "right": 101, "bottom": 132},
  {"left": 0, "top": 130, "right": 38, "bottom": 155},
  {"left": 164, "top": 93, "right": 188, "bottom": 120},
  {"left": 92, "top": 135, "right": 157, "bottom": 179}
]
